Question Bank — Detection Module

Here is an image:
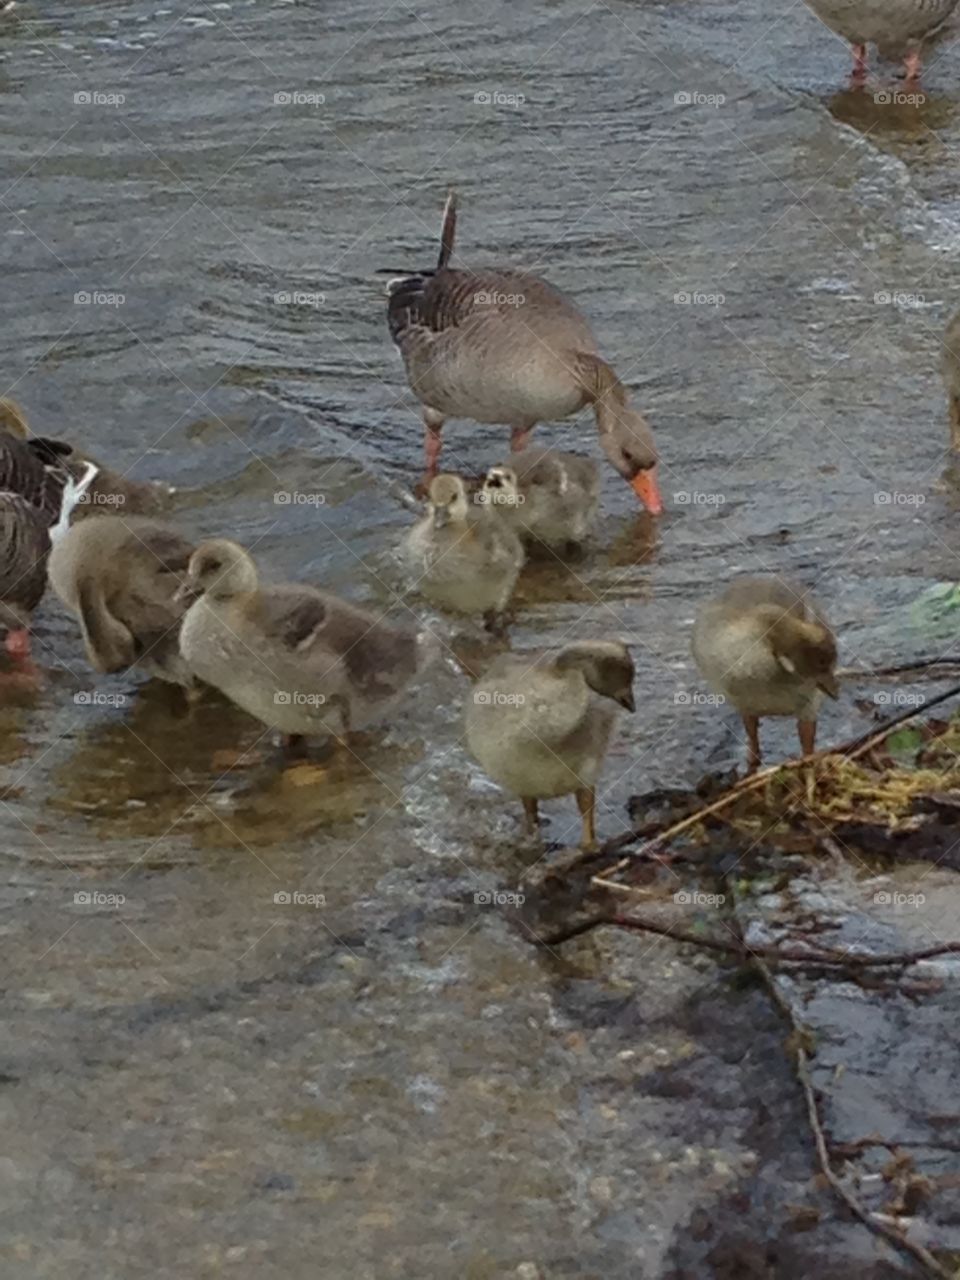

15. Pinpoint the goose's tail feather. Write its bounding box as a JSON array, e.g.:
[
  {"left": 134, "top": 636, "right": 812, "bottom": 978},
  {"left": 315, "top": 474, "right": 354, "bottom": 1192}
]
[{"left": 436, "top": 188, "right": 457, "bottom": 271}]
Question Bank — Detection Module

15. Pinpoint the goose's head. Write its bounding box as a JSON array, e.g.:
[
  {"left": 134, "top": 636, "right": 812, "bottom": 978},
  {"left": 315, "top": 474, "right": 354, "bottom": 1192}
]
[
  {"left": 768, "top": 615, "right": 839, "bottom": 699},
  {"left": 480, "top": 465, "right": 522, "bottom": 509},
  {"left": 556, "top": 640, "right": 636, "bottom": 711},
  {"left": 596, "top": 403, "right": 662, "bottom": 515},
  {"left": 180, "top": 539, "right": 259, "bottom": 602},
  {"left": 428, "top": 474, "right": 471, "bottom": 529}
]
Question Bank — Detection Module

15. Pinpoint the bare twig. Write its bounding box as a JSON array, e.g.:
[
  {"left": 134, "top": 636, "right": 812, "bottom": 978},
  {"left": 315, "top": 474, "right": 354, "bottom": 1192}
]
[
  {"left": 536, "top": 912, "right": 960, "bottom": 972},
  {"left": 725, "top": 877, "right": 955, "bottom": 1280}
]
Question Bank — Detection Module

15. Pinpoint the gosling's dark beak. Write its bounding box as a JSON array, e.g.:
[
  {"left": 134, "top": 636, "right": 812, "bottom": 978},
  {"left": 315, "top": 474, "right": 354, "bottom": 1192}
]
[
  {"left": 818, "top": 674, "right": 840, "bottom": 700},
  {"left": 173, "top": 581, "right": 201, "bottom": 606},
  {"left": 617, "top": 689, "right": 636, "bottom": 713}
]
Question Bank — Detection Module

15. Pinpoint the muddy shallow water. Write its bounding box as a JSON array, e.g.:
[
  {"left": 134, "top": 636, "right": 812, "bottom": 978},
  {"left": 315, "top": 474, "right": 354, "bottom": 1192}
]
[{"left": 2, "top": 0, "right": 960, "bottom": 1276}]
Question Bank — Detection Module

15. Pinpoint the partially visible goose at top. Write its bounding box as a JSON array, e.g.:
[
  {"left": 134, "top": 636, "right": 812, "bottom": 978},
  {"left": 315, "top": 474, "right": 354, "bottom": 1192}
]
[
  {"left": 803, "top": 0, "right": 959, "bottom": 80},
  {"left": 691, "top": 576, "right": 839, "bottom": 773},
  {"left": 482, "top": 449, "right": 599, "bottom": 553},
  {"left": 465, "top": 640, "right": 636, "bottom": 851},
  {"left": 386, "top": 193, "right": 662, "bottom": 514},
  {"left": 47, "top": 515, "right": 197, "bottom": 687},
  {"left": 178, "top": 539, "right": 436, "bottom": 754},
  {"left": 402, "top": 472, "right": 524, "bottom": 631}
]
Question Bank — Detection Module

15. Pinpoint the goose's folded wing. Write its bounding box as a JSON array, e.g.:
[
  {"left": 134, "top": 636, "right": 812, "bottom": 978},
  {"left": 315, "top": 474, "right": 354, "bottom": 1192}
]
[{"left": 0, "top": 494, "right": 49, "bottom": 611}]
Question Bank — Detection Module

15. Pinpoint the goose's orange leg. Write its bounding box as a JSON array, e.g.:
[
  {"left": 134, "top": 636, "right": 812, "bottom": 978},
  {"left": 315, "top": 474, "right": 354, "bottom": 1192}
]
[{"left": 851, "top": 42, "right": 867, "bottom": 85}]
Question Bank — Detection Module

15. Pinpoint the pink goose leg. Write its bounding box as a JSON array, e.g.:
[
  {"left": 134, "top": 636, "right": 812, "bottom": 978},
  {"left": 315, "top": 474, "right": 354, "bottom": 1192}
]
[
  {"left": 851, "top": 43, "right": 868, "bottom": 85},
  {"left": 421, "top": 409, "right": 445, "bottom": 493},
  {"left": 903, "top": 49, "right": 922, "bottom": 84}
]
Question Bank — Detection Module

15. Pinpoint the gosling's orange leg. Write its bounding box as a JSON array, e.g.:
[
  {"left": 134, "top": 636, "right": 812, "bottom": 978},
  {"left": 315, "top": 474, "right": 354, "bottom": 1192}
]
[
  {"left": 575, "top": 787, "right": 597, "bottom": 852},
  {"left": 797, "top": 719, "right": 817, "bottom": 757},
  {"left": 742, "top": 714, "right": 762, "bottom": 774},
  {"left": 522, "top": 797, "right": 540, "bottom": 837}
]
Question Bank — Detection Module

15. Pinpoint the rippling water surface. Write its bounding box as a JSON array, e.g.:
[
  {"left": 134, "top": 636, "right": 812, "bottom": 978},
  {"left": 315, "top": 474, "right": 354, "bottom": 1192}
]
[{"left": 3, "top": 1, "right": 960, "bottom": 1275}]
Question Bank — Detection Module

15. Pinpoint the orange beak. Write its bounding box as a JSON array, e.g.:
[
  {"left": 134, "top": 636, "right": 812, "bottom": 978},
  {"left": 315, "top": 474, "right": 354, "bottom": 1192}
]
[{"left": 630, "top": 467, "right": 663, "bottom": 515}]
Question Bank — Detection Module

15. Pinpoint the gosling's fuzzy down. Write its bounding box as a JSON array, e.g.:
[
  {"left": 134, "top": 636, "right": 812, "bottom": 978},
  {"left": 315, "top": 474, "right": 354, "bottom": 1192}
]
[{"left": 465, "top": 640, "right": 635, "bottom": 849}]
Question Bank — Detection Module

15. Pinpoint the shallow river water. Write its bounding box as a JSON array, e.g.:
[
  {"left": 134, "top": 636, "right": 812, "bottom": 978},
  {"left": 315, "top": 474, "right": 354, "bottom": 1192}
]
[{"left": 2, "top": 0, "right": 960, "bottom": 1276}]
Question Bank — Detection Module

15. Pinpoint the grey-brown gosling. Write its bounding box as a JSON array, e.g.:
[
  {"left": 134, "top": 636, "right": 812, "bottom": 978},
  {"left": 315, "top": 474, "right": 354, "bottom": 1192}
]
[
  {"left": 178, "top": 539, "right": 435, "bottom": 750},
  {"left": 403, "top": 472, "right": 524, "bottom": 631},
  {"left": 386, "top": 192, "right": 662, "bottom": 513},
  {"left": 483, "top": 449, "right": 599, "bottom": 553},
  {"left": 942, "top": 310, "right": 960, "bottom": 452},
  {"left": 47, "top": 514, "right": 197, "bottom": 686},
  {"left": 465, "top": 640, "right": 636, "bottom": 850},
  {"left": 691, "top": 576, "right": 839, "bottom": 773}
]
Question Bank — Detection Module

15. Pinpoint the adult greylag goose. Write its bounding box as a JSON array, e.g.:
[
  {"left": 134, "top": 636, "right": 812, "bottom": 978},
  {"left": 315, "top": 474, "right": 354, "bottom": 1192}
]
[
  {"left": 47, "top": 515, "right": 197, "bottom": 686},
  {"left": 691, "top": 576, "right": 839, "bottom": 773},
  {"left": 942, "top": 310, "right": 960, "bottom": 451},
  {"left": 803, "top": 0, "right": 959, "bottom": 80},
  {"left": 465, "top": 640, "right": 635, "bottom": 850},
  {"left": 483, "top": 449, "right": 599, "bottom": 552},
  {"left": 0, "top": 399, "right": 98, "bottom": 660},
  {"left": 178, "top": 539, "right": 435, "bottom": 752},
  {"left": 402, "top": 472, "right": 524, "bottom": 630},
  {"left": 386, "top": 194, "right": 662, "bottom": 514}
]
